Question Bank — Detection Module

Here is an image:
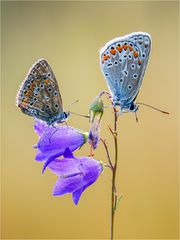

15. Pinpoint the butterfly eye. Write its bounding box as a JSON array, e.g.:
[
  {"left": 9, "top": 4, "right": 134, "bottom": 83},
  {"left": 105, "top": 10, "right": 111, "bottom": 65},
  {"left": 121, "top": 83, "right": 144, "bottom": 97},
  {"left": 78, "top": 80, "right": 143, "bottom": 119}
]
[
  {"left": 64, "top": 112, "right": 68, "bottom": 118},
  {"left": 130, "top": 103, "right": 135, "bottom": 111}
]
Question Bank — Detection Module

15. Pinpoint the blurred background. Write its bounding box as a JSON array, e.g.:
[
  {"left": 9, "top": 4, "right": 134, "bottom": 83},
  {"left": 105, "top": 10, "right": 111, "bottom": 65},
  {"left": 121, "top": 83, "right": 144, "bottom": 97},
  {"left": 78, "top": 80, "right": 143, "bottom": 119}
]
[{"left": 1, "top": 1, "right": 179, "bottom": 239}]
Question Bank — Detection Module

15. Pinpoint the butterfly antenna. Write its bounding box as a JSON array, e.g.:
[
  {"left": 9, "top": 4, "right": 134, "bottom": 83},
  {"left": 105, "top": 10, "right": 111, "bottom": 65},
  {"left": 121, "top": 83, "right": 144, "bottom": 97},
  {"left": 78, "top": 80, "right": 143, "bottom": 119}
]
[
  {"left": 137, "top": 102, "right": 169, "bottom": 115},
  {"left": 69, "top": 111, "right": 90, "bottom": 119},
  {"left": 66, "top": 99, "right": 79, "bottom": 109}
]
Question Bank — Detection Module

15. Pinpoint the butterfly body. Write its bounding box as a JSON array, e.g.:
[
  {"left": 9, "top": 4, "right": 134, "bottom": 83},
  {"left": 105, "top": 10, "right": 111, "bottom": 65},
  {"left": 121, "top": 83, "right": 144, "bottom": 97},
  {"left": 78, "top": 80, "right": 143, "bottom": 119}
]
[
  {"left": 16, "top": 59, "right": 69, "bottom": 125},
  {"left": 100, "top": 32, "right": 151, "bottom": 113}
]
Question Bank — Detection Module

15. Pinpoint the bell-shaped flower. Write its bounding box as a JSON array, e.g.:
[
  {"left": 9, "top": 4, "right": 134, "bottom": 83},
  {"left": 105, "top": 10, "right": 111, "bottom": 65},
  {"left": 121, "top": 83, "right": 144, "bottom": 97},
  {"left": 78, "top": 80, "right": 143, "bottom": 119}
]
[
  {"left": 48, "top": 148, "right": 103, "bottom": 205},
  {"left": 34, "top": 120, "right": 89, "bottom": 173}
]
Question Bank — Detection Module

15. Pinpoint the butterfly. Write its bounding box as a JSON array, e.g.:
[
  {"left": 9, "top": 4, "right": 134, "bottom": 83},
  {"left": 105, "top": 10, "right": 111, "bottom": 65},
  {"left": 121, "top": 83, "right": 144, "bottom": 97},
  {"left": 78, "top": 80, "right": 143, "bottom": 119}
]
[
  {"left": 16, "top": 58, "right": 69, "bottom": 125},
  {"left": 100, "top": 32, "right": 151, "bottom": 114}
]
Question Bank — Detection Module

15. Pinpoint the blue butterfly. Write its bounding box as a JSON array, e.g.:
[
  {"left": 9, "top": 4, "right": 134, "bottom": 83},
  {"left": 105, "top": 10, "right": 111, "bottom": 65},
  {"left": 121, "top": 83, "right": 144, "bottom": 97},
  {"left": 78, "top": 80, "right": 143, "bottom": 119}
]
[{"left": 100, "top": 32, "right": 151, "bottom": 114}]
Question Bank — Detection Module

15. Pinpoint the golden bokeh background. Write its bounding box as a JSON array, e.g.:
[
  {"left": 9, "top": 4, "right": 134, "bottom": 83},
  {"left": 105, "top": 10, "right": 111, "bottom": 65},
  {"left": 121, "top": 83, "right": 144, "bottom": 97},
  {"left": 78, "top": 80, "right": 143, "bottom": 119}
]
[{"left": 1, "top": 1, "right": 179, "bottom": 239}]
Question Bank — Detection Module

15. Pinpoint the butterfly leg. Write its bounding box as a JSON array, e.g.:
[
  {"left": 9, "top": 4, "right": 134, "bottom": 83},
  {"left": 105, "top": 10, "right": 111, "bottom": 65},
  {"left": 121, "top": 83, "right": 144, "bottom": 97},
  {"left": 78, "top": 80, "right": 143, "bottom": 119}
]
[
  {"left": 135, "top": 111, "right": 138, "bottom": 122},
  {"left": 64, "top": 121, "right": 68, "bottom": 127},
  {"left": 48, "top": 125, "right": 58, "bottom": 143}
]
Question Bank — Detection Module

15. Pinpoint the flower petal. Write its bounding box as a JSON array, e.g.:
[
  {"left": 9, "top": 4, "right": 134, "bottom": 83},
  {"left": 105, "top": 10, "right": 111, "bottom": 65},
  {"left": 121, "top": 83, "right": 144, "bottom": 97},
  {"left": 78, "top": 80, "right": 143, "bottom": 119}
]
[
  {"left": 72, "top": 159, "right": 102, "bottom": 205},
  {"left": 34, "top": 119, "right": 47, "bottom": 137},
  {"left": 88, "top": 120, "right": 100, "bottom": 150},
  {"left": 48, "top": 157, "right": 80, "bottom": 177},
  {"left": 37, "top": 126, "right": 85, "bottom": 152},
  {"left": 34, "top": 123, "right": 88, "bottom": 172},
  {"left": 48, "top": 153, "right": 103, "bottom": 205},
  {"left": 53, "top": 174, "right": 82, "bottom": 196}
]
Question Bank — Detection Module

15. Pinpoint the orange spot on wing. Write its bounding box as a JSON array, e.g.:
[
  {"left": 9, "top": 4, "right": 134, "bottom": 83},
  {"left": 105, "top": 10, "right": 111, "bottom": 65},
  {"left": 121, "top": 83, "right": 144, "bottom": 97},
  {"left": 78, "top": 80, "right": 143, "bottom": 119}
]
[
  {"left": 134, "top": 51, "right": 139, "bottom": 58},
  {"left": 123, "top": 45, "right": 128, "bottom": 50},
  {"left": 138, "top": 59, "right": 142, "bottom": 65},
  {"left": 103, "top": 55, "right": 110, "bottom": 61},
  {"left": 44, "top": 79, "right": 49, "bottom": 84},
  {"left": 22, "top": 102, "right": 27, "bottom": 107},
  {"left": 117, "top": 46, "right": 123, "bottom": 53},
  {"left": 30, "top": 85, "right": 34, "bottom": 90},
  {"left": 129, "top": 46, "right": 133, "bottom": 51},
  {"left": 25, "top": 92, "right": 30, "bottom": 96},
  {"left": 110, "top": 49, "right": 116, "bottom": 55}
]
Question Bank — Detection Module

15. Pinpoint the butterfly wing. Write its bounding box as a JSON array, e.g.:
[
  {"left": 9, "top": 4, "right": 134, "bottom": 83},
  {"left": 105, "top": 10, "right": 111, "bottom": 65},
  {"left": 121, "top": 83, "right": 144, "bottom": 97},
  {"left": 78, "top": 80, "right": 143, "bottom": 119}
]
[
  {"left": 100, "top": 32, "right": 151, "bottom": 111},
  {"left": 16, "top": 59, "right": 64, "bottom": 123}
]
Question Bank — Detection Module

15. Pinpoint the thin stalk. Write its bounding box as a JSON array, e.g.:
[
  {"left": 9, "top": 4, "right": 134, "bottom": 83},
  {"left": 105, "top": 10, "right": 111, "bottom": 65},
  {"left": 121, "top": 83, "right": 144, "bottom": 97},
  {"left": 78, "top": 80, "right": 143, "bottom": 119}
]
[
  {"left": 100, "top": 138, "right": 113, "bottom": 170},
  {"left": 110, "top": 109, "right": 118, "bottom": 240},
  {"left": 99, "top": 91, "right": 119, "bottom": 240}
]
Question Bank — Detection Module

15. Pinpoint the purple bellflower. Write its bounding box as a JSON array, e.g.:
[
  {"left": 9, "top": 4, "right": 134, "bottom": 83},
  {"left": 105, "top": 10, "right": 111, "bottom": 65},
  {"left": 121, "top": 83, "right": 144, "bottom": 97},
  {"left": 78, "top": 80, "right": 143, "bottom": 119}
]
[
  {"left": 48, "top": 148, "right": 103, "bottom": 205},
  {"left": 34, "top": 120, "right": 89, "bottom": 173}
]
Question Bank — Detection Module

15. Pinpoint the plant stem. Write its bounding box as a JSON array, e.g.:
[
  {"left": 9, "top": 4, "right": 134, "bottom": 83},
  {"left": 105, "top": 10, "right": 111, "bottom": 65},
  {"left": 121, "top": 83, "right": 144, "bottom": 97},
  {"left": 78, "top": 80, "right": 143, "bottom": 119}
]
[
  {"left": 111, "top": 109, "right": 118, "bottom": 240},
  {"left": 100, "top": 138, "right": 113, "bottom": 170},
  {"left": 99, "top": 91, "right": 119, "bottom": 240}
]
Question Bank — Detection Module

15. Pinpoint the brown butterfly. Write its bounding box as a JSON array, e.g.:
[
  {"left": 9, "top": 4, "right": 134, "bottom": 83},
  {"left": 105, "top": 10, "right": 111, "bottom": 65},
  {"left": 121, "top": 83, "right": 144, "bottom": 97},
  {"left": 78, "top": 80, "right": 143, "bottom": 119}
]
[{"left": 16, "top": 59, "right": 69, "bottom": 125}]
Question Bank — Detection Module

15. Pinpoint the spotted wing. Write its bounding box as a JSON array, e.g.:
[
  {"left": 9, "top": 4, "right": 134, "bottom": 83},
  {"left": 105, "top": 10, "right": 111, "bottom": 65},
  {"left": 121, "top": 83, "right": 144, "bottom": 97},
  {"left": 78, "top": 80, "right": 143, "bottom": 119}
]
[
  {"left": 16, "top": 59, "right": 63, "bottom": 123},
  {"left": 100, "top": 32, "right": 151, "bottom": 106}
]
